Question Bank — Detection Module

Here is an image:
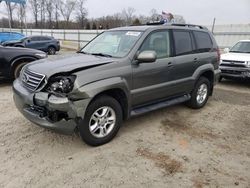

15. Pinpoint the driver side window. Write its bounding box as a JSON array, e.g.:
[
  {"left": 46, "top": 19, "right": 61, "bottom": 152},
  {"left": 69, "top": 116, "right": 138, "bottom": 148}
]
[{"left": 140, "top": 30, "right": 170, "bottom": 59}]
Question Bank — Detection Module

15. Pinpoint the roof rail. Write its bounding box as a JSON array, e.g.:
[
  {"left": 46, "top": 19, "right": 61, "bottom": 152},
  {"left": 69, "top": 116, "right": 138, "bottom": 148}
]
[
  {"left": 146, "top": 21, "right": 207, "bottom": 30},
  {"left": 168, "top": 23, "right": 208, "bottom": 30}
]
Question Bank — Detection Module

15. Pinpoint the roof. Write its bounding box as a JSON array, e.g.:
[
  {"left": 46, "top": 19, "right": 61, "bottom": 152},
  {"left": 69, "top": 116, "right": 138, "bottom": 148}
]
[{"left": 109, "top": 23, "right": 209, "bottom": 32}]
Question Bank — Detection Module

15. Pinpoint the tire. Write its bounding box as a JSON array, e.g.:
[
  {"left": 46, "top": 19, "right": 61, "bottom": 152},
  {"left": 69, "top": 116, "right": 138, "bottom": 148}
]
[
  {"left": 78, "top": 95, "right": 123, "bottom": 146},
  {"left": 48, "top": 46, "right": 56, "bottom": 55},
  {"left": 186, "top": 77, "right": 211, "bottom": 109},
  {"left": 13, "top": 62, "right": 27, "bottom": 79}
]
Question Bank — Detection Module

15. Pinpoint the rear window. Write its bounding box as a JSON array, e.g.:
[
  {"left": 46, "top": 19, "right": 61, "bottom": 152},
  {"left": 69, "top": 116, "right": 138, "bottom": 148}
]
[
  {"left": 40, "top": 37, "right": 52, "bottom": 41},
  {"left": 193, "top": 31, "right": 212, "bottom": 52},
  {"left": 173, "top": 30, "right": 193, "bottom": 56}
]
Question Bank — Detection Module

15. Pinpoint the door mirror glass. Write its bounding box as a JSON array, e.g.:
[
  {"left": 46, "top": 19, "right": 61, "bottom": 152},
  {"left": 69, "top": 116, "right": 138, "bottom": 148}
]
[
  {"left": 224, "top": 48, "right": 230, "bottom": 53},
  {"left": 136, "top": 51, "right": 157, "bottom": 63}
]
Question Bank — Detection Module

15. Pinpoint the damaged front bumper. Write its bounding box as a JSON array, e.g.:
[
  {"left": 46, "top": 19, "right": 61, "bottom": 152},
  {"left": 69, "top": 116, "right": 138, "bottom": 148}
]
[{"left": 13, "top": 79, "right": 91, "bottom": 134}]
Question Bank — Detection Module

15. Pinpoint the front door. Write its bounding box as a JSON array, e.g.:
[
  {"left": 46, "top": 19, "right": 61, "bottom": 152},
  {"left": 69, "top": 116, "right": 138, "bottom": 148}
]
[{"left": 131, "top": 30, "right": 174, "bottom": 106}]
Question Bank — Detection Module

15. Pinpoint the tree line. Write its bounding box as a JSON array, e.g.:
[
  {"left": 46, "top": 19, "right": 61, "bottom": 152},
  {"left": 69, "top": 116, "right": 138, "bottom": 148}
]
[{"left": 0, "top": 0, "right": 185, "bottom": 30}]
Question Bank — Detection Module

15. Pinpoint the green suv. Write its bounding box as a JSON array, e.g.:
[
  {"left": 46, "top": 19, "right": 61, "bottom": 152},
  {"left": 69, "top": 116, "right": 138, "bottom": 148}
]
[{"left": 13, "top": 23, "right": 221, "bottom": 146}]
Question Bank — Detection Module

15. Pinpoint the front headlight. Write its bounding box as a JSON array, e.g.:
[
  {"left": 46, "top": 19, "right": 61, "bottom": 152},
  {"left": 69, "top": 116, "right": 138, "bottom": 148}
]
[
  {"left": 35, "top": 53, "right": 47, "bottom": 58},
  {"left": 48, "top": 75, "right": 76, "bottom": 93}
]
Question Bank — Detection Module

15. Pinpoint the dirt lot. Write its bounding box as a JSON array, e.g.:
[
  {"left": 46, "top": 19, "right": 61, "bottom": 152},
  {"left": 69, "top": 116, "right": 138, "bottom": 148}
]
[{"left": 0, "top": 75, "right": 250, "bottom": 187}]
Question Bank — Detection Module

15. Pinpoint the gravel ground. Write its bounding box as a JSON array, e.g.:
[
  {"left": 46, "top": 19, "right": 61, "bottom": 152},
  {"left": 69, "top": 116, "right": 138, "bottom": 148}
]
[{"left": 0, "top": 58, "right": 250, "bottom": 187}]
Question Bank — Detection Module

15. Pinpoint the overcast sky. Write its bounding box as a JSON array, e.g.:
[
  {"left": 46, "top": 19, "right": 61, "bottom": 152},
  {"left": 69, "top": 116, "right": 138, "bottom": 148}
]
[
  {"left": 85, "top": 0, "right": 250, "bottom": 25},
  {"left": 0, "top": 0, "right": 249, "bottom": 25}
]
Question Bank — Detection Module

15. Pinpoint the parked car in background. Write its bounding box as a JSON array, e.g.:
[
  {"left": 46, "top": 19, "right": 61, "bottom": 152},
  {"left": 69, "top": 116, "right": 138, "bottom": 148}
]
[
  {"left": 0, "top": 44, "right": 47, "bottom": 79},
  {"left": 220, "top": 40, "right": 250, "bottom": 81},
  {"left": 0, "top": 32, "right": 25, "bottom": 43},
  {"left": 13, "top": 23, "right": 221, "bottom": 146},
  {"left": 2, "top": 36, "right": 60, "bottom": 55}
]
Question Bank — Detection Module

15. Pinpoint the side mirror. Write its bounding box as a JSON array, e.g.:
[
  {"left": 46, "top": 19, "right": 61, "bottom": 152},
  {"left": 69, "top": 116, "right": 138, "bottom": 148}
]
[
  {"left": 224, "top": 48, "right": 230, "bottom": 53},
  {"left": 136, "top": 51, "right": 157, "bottom": 63},
  {"left": 27, "top": 39, "right": 31, "bottom": 43}
]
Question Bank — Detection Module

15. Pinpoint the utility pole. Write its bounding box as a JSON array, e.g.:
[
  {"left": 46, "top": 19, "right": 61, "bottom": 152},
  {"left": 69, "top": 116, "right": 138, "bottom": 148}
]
[{"left": 212, "top": 18, "right": 216, "bottom": 34}]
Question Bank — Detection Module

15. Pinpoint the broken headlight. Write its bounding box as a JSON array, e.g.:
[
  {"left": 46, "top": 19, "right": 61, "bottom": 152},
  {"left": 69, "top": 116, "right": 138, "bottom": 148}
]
[{"left": 48, "top": 75, "right": 76, "bottom": 93}]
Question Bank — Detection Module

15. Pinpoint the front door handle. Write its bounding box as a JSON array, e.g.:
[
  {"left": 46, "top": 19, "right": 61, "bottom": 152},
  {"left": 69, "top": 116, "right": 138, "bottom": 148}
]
[{"left": 167, "top": 62, "right": 173, "bottom": 67}]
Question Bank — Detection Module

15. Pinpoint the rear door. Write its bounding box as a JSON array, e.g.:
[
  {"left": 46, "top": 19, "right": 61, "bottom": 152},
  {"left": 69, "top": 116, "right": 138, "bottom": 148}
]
[
  {"left": 131, "top": 30, "right": 175, "bottom": 106},
  {"left": 167, "top": 29, "right": 198, "bottom": 95},
  {"left": 192, "top": 31, "right": 215, "bottom": 68}
]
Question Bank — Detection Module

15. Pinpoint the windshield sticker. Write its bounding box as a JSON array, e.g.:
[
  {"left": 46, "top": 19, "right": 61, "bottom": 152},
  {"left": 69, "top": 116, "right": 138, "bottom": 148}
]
[{"left": 126, "top": 31, "right": 141, "bottom": 37}]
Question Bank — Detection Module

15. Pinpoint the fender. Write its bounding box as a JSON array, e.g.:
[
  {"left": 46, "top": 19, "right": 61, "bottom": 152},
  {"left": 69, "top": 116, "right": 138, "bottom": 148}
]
[
  {"left": 11, "top": 56, "right": 38, "bottom": 68},
  {"left": 71, "top": 77, "right": 130, "bottom": 100},
  {"left": 192, "top": 63, "right": 215, "bottom": 81},
  {"left": 69, "top": 77, "right": 131, "bottom": 119}
]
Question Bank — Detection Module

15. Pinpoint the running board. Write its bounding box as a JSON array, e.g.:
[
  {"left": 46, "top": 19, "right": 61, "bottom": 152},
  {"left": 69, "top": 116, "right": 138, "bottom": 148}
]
[{"left": 130, "top": 94, "right": 191, "bottom": 116}]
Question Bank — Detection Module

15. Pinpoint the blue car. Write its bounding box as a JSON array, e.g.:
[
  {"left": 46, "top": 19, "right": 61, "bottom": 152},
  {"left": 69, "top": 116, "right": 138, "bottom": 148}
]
[
  {"left": 0, "top": 32, "right": 25, "bottom": 43},
  {"left": 2, "top": 35, "right": 60, "bottom": 55}
]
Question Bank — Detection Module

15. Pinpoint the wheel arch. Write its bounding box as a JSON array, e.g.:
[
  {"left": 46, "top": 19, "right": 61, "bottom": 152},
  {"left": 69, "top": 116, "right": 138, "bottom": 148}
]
[
  {"left": 73, "top": 77, "right": 131, "bottom": 120},
  {"left": 10, "top": 56, "right": 38, "bottom": 77}
]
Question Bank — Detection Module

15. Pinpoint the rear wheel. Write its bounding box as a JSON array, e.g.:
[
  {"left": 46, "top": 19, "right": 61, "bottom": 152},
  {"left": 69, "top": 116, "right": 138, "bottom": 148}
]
[
  {"left": 187, "top": 77, "right": 211, "bottom": 109},
  {"left": 78, "top": 95, "right": 123, "bottom": 146},
  {"left": 48, "top": 46, "right": 56, "bottom": 55},
  {"left": 13, "top": 62, "right": 27, "bottom": 79}
]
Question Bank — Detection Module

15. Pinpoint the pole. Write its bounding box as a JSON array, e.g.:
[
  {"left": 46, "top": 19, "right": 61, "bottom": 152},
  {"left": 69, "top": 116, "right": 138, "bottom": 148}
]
[
  {"left": 6, "top": 2, "right": 12, "bottom": 32},
  {"left": 211, "top": 18, "right": 216, "bottom": 34}
]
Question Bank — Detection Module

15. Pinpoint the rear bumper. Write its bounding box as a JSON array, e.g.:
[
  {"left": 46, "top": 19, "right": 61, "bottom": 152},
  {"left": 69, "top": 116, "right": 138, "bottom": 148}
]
[
  {"left": 13, "top": 79, "right": 90, "bottom": 134},
  {"left": 220, "top": 66, "right": 250, "bottom": 78},
  {"left": 214, "top": 69, "right": 221, "bottom": 84}
]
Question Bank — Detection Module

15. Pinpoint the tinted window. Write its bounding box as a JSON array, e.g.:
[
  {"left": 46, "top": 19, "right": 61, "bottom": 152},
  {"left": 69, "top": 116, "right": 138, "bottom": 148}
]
[
  {"left": 173, "top": 30, "right": 193, "bottom": 56},
  {"left": 40, "top": 37, "right": 51, "bottom": 41},
  {"left": 30, "top": 37, "right": 40, "bottom": 41},
  {"left": 193, "top": 31, "right": 212, "bottom": 52},
  {"left": 140, "top": 30, "right": 170, "bottom": 59}
]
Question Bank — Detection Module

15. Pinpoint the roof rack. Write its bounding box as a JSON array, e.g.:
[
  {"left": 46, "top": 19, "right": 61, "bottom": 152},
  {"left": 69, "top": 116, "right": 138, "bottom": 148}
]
[
  {"left": 169, "top": 23, "right": 207, "bottom": 30},
  {"left": 146, "top": 21, "right": 207, "bottom": 30}
]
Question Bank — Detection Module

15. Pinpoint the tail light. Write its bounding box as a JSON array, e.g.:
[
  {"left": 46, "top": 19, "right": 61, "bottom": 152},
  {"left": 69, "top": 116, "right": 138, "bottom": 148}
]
[{"left": 216, "top": 48, "right": 221, "bottom": 63}]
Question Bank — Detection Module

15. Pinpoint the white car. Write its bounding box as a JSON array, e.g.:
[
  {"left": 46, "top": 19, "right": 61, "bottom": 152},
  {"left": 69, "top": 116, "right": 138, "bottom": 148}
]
[{"left": 220, "top": 40, "right": 250, "bottom": 81}]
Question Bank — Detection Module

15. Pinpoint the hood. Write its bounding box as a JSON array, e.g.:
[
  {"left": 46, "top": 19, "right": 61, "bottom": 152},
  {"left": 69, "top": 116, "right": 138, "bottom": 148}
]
[
  {"left": 4, "top": 46, "right": 44, "bottom": 54},
  {"left": 3, "top": 40, "right": 22, "bottom": 45},
  {"left": 221, "top": 52, "right": 250, "bottom": 62},
  {"left": 26, "top": 53, "right": 116, "bottom": 77}
]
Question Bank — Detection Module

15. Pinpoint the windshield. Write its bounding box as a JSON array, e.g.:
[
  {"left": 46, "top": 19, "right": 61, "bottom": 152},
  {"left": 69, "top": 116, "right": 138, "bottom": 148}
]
[
  {"left": 81, "top": 31, "right": 143, "bottom": 58},
  {"left": 230, "top": 41, "right": 250, "bottom": 53},
  {"left": 20, "top": 37, "right": 28, "bottom": 42}
]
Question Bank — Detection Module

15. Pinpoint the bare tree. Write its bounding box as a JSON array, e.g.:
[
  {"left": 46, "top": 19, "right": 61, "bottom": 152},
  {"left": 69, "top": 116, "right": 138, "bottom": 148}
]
[
  {"left": 17, "top": 4, "right": 26, "bottom": 29},
  {"left": 29, "top": 0, "right": 39, "bottom": 28},
  {"left": 39, "top": 0, "right": 46, "bottom": 28},
  {"left": 45, "top": 0, "right": 54, "bottom": 28},
  {"left": 75, "top": 0, "right": 88, "bottom": 28},
  {"left": 5, "top": 1, "right": 17, "bottom": 28},
  {"left": 59, "top": 0, "right": 77, "bottom": 27},
  {"left": 121, "top": 7, "right": 136, "bottom": 25},
  {"left": 150, "top": 9, "right": 159, "bottom": 21}
]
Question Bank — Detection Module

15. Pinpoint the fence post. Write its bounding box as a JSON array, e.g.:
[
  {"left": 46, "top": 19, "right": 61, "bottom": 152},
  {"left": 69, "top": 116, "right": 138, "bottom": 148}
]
[
  {"left": 63, "top": 30, "right": 66, "bottom": 41},
  {"left": 78, "top": 30, "right": 80, "bottom": 49}
]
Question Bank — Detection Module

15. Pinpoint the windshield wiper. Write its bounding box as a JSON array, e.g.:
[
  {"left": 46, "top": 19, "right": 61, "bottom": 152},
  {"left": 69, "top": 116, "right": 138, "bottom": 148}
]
[
  {"left": 229, "top": 50, "right": 244, "bottom": 53},
  {"left": 90, "top": 53, "right": 113, "bottom": 58},
  {"left": 77, "top": 51, "right": 90, "bottom": 54}
]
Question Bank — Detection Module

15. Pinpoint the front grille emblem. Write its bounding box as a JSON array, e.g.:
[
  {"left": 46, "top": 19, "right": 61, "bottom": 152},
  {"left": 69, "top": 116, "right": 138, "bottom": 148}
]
[{"left": 22, "top": 73, "right": 29, "bottom": 83}]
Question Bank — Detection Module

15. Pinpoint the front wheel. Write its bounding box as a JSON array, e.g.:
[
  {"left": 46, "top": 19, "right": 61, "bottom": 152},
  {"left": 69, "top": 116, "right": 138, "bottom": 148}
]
[
  {"left": 13, "top": 62, "right": 27, "bottom": 79},
  {"left": 186, "top": 77, "right": 211, "bottom": 109},
  {"left": 78, "top": 95, "right": 123, "bottom": 146}
]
